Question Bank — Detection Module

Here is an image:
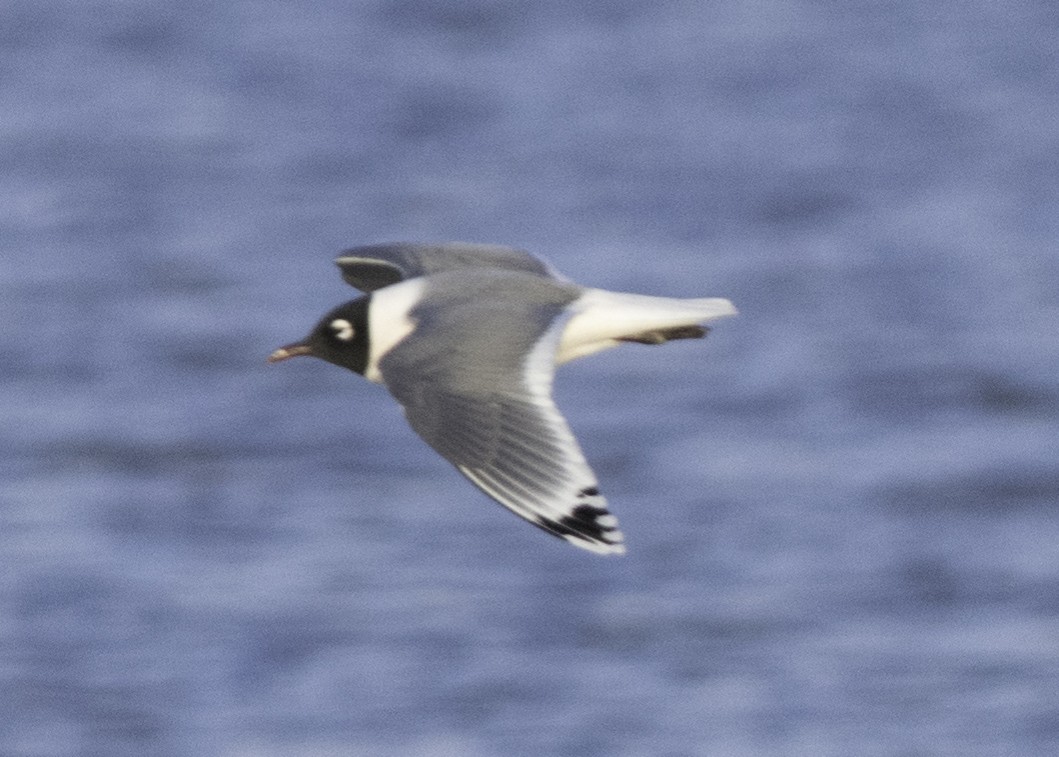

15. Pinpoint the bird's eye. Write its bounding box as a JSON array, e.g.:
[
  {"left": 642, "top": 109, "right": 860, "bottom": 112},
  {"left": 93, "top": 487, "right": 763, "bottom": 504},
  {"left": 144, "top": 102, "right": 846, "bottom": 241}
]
[{"left": 330, "top": 318, "right": 355, "bottom": 341}]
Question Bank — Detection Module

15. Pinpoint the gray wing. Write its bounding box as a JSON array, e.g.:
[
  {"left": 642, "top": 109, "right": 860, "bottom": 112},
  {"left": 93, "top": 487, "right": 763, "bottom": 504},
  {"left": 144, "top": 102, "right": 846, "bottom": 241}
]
[
  {"left": 335, "top": 242, "right": 562, "bottom": 292},
  {"left": 377, "top": 272, "right": 625, "bottom": 555}
]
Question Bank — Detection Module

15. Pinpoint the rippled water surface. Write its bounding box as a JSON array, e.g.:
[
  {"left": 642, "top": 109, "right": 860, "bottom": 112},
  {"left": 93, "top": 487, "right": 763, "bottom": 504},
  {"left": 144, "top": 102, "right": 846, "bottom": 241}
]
[{"left": 3, "top": 1, "right": 1058, "bottom": 755}]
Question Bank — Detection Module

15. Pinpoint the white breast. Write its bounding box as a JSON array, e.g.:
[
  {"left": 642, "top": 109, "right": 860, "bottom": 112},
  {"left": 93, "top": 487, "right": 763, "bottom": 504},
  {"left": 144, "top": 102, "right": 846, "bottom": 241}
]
[{"left": 364, "top": 278, "right": 427, "bottom": 383}]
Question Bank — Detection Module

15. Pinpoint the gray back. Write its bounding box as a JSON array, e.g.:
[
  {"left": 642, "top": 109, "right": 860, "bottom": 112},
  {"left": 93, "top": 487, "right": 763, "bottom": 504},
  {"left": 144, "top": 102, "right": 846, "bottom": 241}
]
[{"left": 378, "top": 270, "right": 580, "bottom": 464}]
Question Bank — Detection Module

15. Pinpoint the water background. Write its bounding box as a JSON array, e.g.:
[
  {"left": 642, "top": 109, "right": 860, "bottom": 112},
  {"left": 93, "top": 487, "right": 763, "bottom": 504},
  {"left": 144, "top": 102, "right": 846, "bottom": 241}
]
[{"left": 3, "top": 1, "right": 1058, "bottom": 755}]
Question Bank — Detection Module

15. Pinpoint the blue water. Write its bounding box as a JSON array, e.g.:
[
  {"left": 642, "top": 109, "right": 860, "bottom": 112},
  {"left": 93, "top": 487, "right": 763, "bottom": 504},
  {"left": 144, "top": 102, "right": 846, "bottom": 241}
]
[{"left": 3, "top": 1, "right": 1058, "bottom": 755}]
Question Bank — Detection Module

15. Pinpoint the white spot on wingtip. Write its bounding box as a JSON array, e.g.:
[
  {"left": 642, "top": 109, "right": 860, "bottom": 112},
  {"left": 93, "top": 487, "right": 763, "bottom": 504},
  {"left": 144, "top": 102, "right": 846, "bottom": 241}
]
[{"left": 564, "top": 536, "right": 627, "bottom": 555}]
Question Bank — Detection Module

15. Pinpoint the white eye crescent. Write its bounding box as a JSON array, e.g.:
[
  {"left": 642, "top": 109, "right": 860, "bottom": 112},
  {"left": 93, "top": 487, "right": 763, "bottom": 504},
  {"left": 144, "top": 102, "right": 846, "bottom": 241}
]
[{"left": 330, "top": 318, "right": 355, "bottom": 341}]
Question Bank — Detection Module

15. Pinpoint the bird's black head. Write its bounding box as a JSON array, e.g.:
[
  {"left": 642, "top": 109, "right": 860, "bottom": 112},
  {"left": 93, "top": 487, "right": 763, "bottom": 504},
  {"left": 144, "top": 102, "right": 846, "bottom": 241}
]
[{"left": 268, "top": 295, "right": 372, "bottom": 375}]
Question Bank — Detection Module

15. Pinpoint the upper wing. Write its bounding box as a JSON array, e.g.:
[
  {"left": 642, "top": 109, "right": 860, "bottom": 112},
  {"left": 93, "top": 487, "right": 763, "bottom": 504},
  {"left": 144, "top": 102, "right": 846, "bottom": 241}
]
[
  {"left": 377, "top": 272, "right": 625, "bottom": 555},
  {"left": 335, "top": 242, "right": 562, "bottom": 292}
]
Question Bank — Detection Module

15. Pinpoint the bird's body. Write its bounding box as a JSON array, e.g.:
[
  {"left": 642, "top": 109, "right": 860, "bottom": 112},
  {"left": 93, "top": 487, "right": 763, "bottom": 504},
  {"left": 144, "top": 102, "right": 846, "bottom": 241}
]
[{"left": 270, "top": 242, "right": 736, "bottom": 555}]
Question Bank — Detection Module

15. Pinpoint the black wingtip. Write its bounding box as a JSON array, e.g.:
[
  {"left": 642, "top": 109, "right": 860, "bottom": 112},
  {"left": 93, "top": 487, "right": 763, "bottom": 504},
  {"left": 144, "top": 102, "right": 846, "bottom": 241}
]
[{"left": 534, "top": 502, "right": 626, "bottom": 555}]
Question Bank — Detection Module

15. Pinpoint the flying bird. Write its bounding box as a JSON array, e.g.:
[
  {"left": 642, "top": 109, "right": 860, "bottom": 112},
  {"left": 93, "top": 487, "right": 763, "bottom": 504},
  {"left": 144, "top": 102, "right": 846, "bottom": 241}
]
[{"left": 269, "top": 242, "right": 736, "bottom": 555}]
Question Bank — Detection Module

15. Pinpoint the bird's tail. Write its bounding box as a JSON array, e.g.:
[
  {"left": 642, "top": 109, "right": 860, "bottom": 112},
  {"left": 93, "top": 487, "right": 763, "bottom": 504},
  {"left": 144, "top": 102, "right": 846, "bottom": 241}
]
[{"left": 556, "top": 290, "right": 737, "bottom": 364}]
